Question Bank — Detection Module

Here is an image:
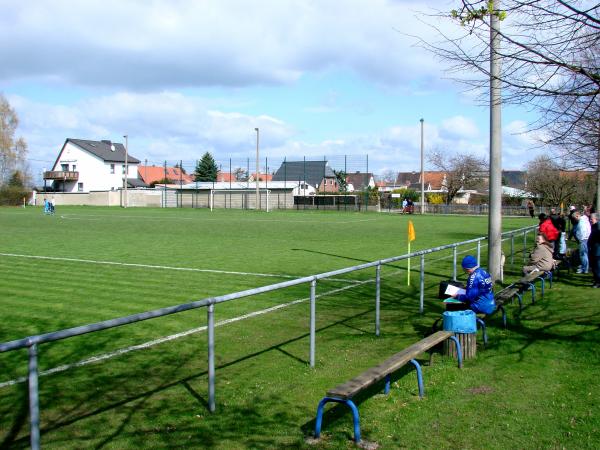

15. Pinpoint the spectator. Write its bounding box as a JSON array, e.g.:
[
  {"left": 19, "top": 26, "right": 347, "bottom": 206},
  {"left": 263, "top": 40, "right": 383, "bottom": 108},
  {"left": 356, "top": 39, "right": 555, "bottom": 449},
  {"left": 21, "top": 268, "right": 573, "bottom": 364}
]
[
  {"left": 538, "top": 213, "right": 559, "bottom": 251},
  {"left": 451, "top": 255, "right": 496, "bottom": 314},
  {"left": 523, "top": 233, "right": 555, "bottom": 275},
  {"left": 527, "top": 200, "right": 535, "bottom": 218},
  {"left": 589, "top": 213, "right": 600, "bottom": 288},
  {"left": 548, "top": 208, "right": 566, "bottom": 258},
  {"left": 549, "top": 208, "right": 565, "bottom": 232},
  {"left": 574, "top": 211, "right": 591, "bottom": 274},
  {"left": 568, "top": 206, "right": 578, "bottom": 241}
]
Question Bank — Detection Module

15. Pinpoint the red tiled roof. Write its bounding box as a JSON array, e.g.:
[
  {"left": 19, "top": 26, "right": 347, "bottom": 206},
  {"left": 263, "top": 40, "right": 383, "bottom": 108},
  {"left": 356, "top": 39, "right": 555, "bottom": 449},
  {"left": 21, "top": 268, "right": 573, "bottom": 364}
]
[
  {"left": 138, "top": 166, "right": 194, "bottom": 184},
  {"left": 217, "top": 172, "right": 236, "bottom": 182},
  {"left": 250, "top": 173, "right": 273, "bottom": 181}
]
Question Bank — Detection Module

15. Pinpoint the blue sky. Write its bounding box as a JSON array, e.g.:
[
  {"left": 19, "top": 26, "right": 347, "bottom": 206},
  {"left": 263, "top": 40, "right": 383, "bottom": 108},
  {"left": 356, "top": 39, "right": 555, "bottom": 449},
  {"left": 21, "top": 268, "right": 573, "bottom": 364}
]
[{"left": 1, "top": 0, "right": 540, "bottom": 182}]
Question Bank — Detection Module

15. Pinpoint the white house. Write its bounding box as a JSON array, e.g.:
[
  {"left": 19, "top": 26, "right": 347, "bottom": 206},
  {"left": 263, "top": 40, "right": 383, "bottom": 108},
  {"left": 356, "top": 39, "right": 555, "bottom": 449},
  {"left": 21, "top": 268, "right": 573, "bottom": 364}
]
[{"left": 44, "top": 139, "right": 141, "bottom": 193}]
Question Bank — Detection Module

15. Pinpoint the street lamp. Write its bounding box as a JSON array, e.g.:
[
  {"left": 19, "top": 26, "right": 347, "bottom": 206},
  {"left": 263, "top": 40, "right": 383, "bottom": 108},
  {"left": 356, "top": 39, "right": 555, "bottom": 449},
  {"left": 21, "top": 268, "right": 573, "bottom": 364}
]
[
  {"left": 420, "top": 118, "right": 425, "bottom": 214},
  {"left": 255, "top": 127, "right": 260, "bottom": 210},
  {"left": 123, "top": 135, "right": 128, "bottom": 208}
]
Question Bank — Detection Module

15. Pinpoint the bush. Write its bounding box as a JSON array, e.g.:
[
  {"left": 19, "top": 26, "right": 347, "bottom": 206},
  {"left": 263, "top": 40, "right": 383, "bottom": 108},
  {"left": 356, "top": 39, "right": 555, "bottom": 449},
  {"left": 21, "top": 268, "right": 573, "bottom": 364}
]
[
  {"left": 426, "top": 193, "right": 445, "bottom": 204},
  {"left": 0, "top": 186, "right": 30, "bottom": 206}
]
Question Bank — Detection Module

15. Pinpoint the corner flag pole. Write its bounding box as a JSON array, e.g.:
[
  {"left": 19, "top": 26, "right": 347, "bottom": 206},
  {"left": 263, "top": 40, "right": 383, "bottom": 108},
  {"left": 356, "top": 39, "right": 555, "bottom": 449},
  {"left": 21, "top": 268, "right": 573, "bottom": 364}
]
[{"left": 407, "top": 220, "right": 416, "bottom": 285}]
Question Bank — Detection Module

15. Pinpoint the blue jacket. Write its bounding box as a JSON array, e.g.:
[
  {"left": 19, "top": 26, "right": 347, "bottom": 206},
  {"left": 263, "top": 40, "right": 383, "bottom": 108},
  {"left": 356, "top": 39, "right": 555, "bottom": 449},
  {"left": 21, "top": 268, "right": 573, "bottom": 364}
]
[{"left": 457, "top": 267, "right": 496, "bottom": 314}]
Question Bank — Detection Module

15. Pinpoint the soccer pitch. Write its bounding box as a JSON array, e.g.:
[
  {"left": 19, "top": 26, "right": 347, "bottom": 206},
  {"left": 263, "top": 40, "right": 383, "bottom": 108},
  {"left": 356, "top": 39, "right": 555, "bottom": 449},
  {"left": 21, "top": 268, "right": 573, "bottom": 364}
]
[{"left": 0, "top": 206, "right": 532, "bottom": 448}]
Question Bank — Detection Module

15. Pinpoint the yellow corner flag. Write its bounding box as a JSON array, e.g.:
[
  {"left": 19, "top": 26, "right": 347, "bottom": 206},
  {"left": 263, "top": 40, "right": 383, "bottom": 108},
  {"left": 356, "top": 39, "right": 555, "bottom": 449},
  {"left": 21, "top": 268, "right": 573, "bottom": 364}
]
[
  {"left": 408, "top": 220, "right": 416, "bottom": 242},
  {"left": 407, "top": 220, "right": 416, "bottom": 285}
]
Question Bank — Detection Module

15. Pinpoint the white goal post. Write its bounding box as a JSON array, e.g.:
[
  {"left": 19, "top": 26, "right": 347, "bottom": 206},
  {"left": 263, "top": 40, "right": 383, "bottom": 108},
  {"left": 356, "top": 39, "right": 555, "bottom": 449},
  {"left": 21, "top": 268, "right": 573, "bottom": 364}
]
[{"left": 209, "top": 189, "right": 271, "bottom": 212}]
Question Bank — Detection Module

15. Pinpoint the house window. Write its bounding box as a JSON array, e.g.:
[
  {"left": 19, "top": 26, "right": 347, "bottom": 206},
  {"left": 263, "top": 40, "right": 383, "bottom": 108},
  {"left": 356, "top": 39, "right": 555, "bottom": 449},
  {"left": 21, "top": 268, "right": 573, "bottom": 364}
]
[
  {"left": 77, "top": 182, "right": 83, "bottom": 192},
  {"left": 61, "top": 163, "right": 69, "bottom": 171},
  {"left": 122, "top": 165, "right": 126, "bottom": 174},
  {"left": 72, "top": 165, "right": 76, "bottom": 171},
  {"left": 110, "top": 164, "right": 115, "bottom": 174}
]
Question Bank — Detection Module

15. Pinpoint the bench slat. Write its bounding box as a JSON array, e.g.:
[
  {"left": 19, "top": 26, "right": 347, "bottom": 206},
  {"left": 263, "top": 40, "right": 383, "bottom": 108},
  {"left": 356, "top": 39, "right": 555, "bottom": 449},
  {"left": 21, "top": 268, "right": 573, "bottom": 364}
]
[{"left": 326, "top": 331, "right": 453, "bottom": 400}]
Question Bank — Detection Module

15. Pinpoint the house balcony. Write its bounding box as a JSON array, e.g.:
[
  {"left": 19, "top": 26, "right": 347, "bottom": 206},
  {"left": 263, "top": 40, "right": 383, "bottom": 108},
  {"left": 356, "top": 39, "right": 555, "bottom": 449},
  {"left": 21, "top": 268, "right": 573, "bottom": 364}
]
[{"left": 43, "top": 171, "right": 79, "bottom": 181}]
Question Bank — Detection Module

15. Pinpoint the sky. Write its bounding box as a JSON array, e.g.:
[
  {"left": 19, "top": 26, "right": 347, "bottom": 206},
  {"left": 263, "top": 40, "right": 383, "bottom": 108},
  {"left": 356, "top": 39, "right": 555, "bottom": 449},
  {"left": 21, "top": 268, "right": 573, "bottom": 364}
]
[{"left": 0, "top": 0, "right": 542, "bottom": 182}]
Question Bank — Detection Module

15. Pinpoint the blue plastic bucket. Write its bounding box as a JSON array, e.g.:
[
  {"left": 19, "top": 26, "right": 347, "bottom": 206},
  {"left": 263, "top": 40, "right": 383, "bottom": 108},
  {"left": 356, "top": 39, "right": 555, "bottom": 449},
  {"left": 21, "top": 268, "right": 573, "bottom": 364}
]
[{"left": 442, "top": 310, "right": 476, "bottom": 333}]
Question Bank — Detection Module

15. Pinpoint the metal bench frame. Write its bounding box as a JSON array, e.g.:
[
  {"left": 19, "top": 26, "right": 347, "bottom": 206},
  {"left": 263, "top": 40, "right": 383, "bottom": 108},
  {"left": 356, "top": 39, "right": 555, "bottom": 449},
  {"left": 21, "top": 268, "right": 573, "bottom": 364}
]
[{"left": 314, "top": 331, "right": 462, "bottom": 443}]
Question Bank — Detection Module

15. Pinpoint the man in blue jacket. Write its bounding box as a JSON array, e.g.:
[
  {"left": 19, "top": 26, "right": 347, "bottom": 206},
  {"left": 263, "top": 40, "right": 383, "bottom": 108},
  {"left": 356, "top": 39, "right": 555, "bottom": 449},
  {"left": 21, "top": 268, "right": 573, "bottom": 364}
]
[{"left": 451, "top": 255, "right": 496, "bottom": 314}]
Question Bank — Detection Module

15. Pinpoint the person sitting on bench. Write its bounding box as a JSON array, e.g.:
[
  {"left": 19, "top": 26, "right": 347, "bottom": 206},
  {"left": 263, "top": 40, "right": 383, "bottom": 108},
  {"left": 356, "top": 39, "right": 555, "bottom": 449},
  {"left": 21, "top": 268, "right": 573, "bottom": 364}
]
[
  {"left": 450, "top": 255, "right": 496, "bottom": 314},
  {"left": 523, "top": 232, "right": 554, "bottom": 275}
]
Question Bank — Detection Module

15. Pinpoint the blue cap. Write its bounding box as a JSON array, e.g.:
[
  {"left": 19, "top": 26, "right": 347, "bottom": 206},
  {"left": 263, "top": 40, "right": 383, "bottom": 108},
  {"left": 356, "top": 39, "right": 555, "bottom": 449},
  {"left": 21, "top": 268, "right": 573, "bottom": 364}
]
[{"left": 461, "top": 255, "right": 478, "bottom": 269}]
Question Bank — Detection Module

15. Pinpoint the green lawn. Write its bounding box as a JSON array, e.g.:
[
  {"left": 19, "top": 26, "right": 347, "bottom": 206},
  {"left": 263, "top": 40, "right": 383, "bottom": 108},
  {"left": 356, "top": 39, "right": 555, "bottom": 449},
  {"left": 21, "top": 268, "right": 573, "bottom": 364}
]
[{"left": 1, "top": 206, "right": 598, "bottom": 449}]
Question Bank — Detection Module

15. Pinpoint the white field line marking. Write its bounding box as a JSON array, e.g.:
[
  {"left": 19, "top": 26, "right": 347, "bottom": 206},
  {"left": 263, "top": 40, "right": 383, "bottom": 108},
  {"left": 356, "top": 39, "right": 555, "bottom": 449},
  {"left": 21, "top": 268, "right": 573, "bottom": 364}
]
[
  {"left": 0, "top": 238, "right": 518, "bottom": 389},
  {"left": 0, "top": 252, "right": 360, "bottom": 283},
  {"left": 59, "top": 213, "right": 376, "bottom": 224},
  {"left": 0, "top": 274, "right": 386, "bottom": 389}
]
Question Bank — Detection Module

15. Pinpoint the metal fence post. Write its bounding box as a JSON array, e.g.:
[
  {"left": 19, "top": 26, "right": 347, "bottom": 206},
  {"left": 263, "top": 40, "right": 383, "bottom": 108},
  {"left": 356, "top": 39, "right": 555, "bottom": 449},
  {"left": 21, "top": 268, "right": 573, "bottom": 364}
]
[
  {"left": 477, "top": 240, "right": 481, "bottom": 265},
  {"left": 310, "top": 278, "right": 316, "bottom": 367},
  {"left": 453, "top": 245, "right": 458, "bottom": 281},
  {"left": 207, "top": 303, "right": 216, "bottom": 413},
  {"left": 511, "top": 233, "right": 515, "bottom": 265},
  {"left": 420, "top": 255, "right": 425, "bottom": 314},
  {"left": 28, "top": 343, "right": 40, "bottom": 450},
  {"left": 523, "top": 230, "right": 527, "bottom": 262},
  {"left": 375, "top": 262, "right": 381, "bottom": 336}
]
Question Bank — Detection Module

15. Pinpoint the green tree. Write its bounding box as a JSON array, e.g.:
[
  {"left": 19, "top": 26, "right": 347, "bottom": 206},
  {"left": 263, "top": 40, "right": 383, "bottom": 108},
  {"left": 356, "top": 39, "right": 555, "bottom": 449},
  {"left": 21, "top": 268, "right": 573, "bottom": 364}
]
[
  {"left": 333, "top": 169, "right": 348, "bottom": 192},
  {"left": 194, "top": 152, "right": 218, "bottom": 182},
  {"left": 0, "top": 94, "right": 28, "bottom": 186}
]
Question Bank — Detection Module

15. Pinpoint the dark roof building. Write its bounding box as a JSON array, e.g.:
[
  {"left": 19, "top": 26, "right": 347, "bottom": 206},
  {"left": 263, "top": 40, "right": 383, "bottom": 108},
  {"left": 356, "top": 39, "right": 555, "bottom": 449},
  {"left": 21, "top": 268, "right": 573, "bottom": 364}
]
[{"left": 273, "top": 160, "right": 336, "bottom": 187}]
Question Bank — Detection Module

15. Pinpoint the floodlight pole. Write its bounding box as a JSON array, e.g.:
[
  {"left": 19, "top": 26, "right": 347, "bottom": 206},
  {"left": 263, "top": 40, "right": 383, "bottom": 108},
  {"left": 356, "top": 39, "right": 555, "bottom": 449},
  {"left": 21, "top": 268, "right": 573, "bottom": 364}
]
[
  {"left": 123, "top": 135, "right": 128, "bottom": 208},
  {"left": 488, "top": 2, "right": 503, "bottom": 282},
  {"left": 420, "top": 118, "right": 425, "bottom": 214},
  {"left": 255, "top": 127, "right": 260, "bottom": 210}
]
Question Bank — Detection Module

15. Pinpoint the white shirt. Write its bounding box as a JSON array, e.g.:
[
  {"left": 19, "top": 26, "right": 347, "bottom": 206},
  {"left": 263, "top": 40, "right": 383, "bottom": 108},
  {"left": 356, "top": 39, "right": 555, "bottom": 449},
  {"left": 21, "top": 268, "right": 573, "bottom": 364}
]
[{"left": 575, "top": 215, "right": 591, "bottom": 241}]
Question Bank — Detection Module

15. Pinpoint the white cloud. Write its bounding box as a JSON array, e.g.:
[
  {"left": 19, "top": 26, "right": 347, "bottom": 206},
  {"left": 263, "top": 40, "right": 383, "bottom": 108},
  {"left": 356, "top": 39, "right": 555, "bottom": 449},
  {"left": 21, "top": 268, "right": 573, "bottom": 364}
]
[
  {"left": 0, "top": 0, "right": 452, "bottom": 90},
  {"left": 440, "top": 116, "right": 479, "bottom": 140}
]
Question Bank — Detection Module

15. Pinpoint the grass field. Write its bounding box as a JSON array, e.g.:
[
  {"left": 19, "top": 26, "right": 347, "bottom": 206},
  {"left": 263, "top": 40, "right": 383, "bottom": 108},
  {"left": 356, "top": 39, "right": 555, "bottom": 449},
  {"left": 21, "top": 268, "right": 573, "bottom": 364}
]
[{"left": 1, "top": 206, "right": 598, "bottom": 449}]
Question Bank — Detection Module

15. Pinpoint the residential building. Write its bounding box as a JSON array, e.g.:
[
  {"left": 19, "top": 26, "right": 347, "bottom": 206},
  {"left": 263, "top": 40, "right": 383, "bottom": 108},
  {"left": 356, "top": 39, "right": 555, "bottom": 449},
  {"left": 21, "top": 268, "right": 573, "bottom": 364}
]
[
  {"left": 138, "top": 165, "right": 194, "bottom": 186},
  {"left": 346, "top": 172, "right": 375, "bottom": 192},
  {"left": 44, "top": 139, "right": 141, "bottom": 193},
  {"left": 272, "top": 160, "right": 338, "bottom": 194}
]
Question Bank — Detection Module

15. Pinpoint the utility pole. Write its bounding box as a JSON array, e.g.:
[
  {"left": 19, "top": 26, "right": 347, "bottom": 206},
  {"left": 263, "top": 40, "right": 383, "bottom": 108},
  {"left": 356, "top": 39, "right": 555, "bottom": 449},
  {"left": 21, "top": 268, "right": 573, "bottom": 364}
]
[
  {"left": 123, "top": 135, "right": 128, "bottom": 208},
  {"left": 255, "top": 128, "right": 260, "bottom": 210},
  {"left": 488, "top": 2, "right": 503, "bottom": 282},
  {"left": 420, "top": 118, "right": 425, "bottom": 214}
]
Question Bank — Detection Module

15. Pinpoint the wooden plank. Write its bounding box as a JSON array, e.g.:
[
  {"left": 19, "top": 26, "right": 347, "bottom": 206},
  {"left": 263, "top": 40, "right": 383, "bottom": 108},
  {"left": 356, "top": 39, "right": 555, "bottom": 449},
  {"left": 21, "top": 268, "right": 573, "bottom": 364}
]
[
  {"left": 444, "top": 333, "right": 476, "bottom": 359},
  {"left": 519, "top": 271, "right": 542, "bottom": 284},
  {"left": 326, "top": 331, "right": 453, "bottom": 400}
]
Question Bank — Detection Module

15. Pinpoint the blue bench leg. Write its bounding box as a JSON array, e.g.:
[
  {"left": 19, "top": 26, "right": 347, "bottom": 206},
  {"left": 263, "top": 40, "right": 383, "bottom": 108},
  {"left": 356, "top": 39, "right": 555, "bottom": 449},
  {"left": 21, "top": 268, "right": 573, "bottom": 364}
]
[
  {"left": 499, "top": 305, "right": 507, "bottom": 328},
  {"left": 448, "top": 335, "right": 463, "bottom": 369},
  {"left": 476, "top": 318, "right": 488, "bottom": 347},
  {"left": 409, "top": 359, "right": 424, "bottom": 398},
  {"left": 527, "top": 283, "right": 536, "bottom": 303},
  {"left": 384, "top": 374, "right": 391, "bottom": 395},
  {"left": 547, "top": 271, "right": 553, "bottom": 288},
  {"left": 315, "top": 397, "right": 361, "bottom": 442},
  {"left": 540, "top": 278, "right": 545, "bottom": 298},
  {"left": 515, "top": 292, "right": 523, "bottom": 311}
]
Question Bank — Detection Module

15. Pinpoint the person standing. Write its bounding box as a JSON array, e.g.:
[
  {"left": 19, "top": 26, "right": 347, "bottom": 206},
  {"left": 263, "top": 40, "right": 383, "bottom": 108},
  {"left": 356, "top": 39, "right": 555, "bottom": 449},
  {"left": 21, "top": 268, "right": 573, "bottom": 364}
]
[
  {"left": 451, "top": 255, "right": 496, "bottom": 314},
  {"left": 568, "top": 206, "right": 578, "bottom": 241},
  {"left": 574, "top": 211, "right": 591, "bottom": 274},
  {"left": 527, "top": 200, "right": 535, "bottom": 218},
  {"left": 588, "top": 213, "right": 600, "bottom": 288}
]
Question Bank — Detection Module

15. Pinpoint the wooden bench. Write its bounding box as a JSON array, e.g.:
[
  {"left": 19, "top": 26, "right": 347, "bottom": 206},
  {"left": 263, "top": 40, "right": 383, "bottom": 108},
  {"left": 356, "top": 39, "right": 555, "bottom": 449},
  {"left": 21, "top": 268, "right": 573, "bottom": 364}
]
[
  {"left": 314, "top": 331, "right": 462, "bottom": 443},
  {"left": 517, "top": 269, "right": 553, "bottom": 303}
]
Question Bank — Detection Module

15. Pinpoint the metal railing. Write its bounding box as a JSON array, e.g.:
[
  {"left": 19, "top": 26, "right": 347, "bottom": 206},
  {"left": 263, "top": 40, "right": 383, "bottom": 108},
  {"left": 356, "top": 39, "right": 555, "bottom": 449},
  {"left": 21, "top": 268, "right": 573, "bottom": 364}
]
[{"left": 0, "top": 224, "right": 538, "bottom": 449}]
